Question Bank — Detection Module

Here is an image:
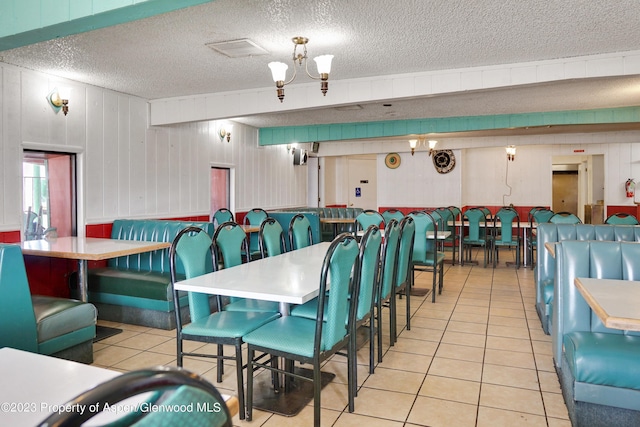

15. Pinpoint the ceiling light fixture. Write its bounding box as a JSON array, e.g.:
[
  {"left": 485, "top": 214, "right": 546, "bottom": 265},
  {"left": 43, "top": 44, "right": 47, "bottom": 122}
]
[
  {"left": 268, "top": 37, "right": 333, "bottom": 102},
  {"left": 506, "top": 145, "right": 516, "bottom": 161}
]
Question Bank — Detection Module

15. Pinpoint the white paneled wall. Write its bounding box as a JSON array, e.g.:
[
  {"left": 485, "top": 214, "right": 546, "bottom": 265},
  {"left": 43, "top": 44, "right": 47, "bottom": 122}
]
[{"left": 0, "top": 63, "right": 307, "bottom": 232}]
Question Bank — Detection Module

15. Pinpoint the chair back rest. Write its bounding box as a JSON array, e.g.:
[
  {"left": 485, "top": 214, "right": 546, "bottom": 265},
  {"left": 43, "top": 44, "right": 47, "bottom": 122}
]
[
  {"left": 378, "top": 219, "right": 400, "bottom": 302},
  {"left": 354, "top": 210, "right": 384, "bottom": 233},
  {"left": 36, "top": 366, "right": 232, "bottom": 427},
  {"left": 259, "top": 217, "right": 286, "bottom": 258},
  {"left": 408, "top": 210, "right": 437, "bottom": 261},
  {"left": 494, "top": 207, "right": 519, "bottom": 242},
  {"left": 212, "top": 222, "right": 249, "bottom": 269},
  {"left": 435, "top": 207, "right": 453, "bottom": 232},
  {"left": 463, "top": 208, "right": 488, "bottom": 241},
  {"left": 315, "top": 234, "right": 360, "bottom": 351},
  {"left": 244, "top": 208, "right": 268, "bottom": 225},
  {"left": 550, "top": 211, "right": 582, "bottom": 224},
  {"left": 532, "top": 208, "right": 554, "bottom": 224},
  {"left": 0, "top": 244, "right": 38, "bottom": 352},
  {"left": 169, "top": 227, "right": 215, "bottom": 323},
  {"left": 354, "top": 225, "right": 383, "bottom": 321},
  {"left": 605, "top": 212, "right": 639, "bottom": 225},
  {"left": 289, "top": 213, "right": 313, "bottom": 250},
  {"left": 213, "top": 208, "right": 234, "bottom": 227},
  {"left": 395, "top": 216, "right": 416, "bottom": 288},
  {"left": 382, "top": 209, "right": 404, "bottom": 224}
]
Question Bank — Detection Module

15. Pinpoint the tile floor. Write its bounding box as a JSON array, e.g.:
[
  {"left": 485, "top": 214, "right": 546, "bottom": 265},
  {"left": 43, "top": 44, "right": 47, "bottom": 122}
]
[{"left": 92, "top": 248, "right": 570, "bottom": 426}]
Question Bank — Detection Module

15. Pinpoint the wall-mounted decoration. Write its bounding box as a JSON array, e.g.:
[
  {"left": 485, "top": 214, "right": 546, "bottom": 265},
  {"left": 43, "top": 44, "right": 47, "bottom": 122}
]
[
  {"left": 385, "top": 153, "right": 401, "bottom": 169},
  {"left": 432, "top": 150, "right": 455, "bottom": 174}
]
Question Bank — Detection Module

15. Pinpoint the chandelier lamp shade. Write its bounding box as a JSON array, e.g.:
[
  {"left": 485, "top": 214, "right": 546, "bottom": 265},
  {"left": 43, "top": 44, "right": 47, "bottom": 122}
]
[
  {"left": 408, "top": 138, "right": 438, "bottom": 156},
  {"left": 268, "top": 36, "right": 333, "bottom": 102}
]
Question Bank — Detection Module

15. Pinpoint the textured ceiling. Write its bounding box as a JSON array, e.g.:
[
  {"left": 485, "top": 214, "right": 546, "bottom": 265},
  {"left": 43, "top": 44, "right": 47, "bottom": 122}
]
[{"left": 2, "top": 0, "right": 640, "bottom": 131}]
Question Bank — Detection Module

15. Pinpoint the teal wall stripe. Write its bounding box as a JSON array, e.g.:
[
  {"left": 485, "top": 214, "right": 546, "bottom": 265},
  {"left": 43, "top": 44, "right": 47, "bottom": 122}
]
[
  {"left": 258, "top": 107, "right": 640, "bottom": 146},
  {"left": 0, "top": 0, "right": 213, "bottom": 51}
]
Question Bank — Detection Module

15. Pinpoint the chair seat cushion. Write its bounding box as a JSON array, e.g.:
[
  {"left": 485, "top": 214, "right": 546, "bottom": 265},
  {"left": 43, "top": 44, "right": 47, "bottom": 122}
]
[
  {"left": 31, "top": 296, "right": 97, "bottom": 343},
  {"left": 183, "top": 311, "right": 279, "bottom": 338},
  {"left": 413, "top": 251, "right": 445, "bottom": 266},
  {"left": 290, "top": 296, "right": 327, "bottom": 321},
  {"left": 563, "top": 331, "right": 640, "bottom": 391},
  {"left": 223, "top": 298, "right": 280, "bottom": 313},
  {"left": 243, "top": 316, "right": 321, "bottom": 358}
]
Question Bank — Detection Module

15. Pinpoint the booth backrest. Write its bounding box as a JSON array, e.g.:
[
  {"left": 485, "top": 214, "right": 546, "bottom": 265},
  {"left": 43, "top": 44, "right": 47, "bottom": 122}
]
[
  {"left": 535, "top": 223, "right": 640, "bottom": 332},
  {"left": 552, "top": 240, "right": 640, "bottom": 366},
  {"left": 108, "top": 220, "right": 215, "bottom": 274}
]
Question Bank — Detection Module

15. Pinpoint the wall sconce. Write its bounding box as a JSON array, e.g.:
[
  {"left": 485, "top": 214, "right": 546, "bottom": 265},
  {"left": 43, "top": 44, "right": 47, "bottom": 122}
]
[
  {"left": 506, "top": 145, "right": 516, "bottom": 161},
  {"left": 287, "top": 144, "right": 296, "bottom": 155},
  {"left": 268, "top": 36, "right": 334, "bottom": 102},
  {"left": 408, "top": 139, "right": 418, "bottom": 156},
  {"left": 428, "top": 140, "right": 438, "bottom": 156},
  {"left": 47, "top": 88, "right": 69, "bottom": 116},
  {"left": 218, "top": 124, "right": 232, "bottom": 142}
]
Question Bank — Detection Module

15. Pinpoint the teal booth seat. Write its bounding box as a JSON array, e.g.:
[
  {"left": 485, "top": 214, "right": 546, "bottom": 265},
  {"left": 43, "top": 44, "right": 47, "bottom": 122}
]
[
  {"left": 267, "top": 212, "right": 321, "bottom": 250},
  {"left": 80, "top": 220, "right": 215, "bottom": 330},
  {"left": 272, "top": 207, "right": 362, "bottom": 242},
  {"left": 0, "top": 244, "right": 96, "bottom": 364},
  {"left": 553, "top": 241, "right": 640, "bottom": 427},
  {"left": 535, "top": 223, "right": 640, "bottom": 335}
]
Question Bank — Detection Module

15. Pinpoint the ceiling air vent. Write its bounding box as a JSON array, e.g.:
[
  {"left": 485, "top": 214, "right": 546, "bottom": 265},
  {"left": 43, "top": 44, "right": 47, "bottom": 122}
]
[{"left": 206, "top": 39, "right": 268, "bottom": 58}]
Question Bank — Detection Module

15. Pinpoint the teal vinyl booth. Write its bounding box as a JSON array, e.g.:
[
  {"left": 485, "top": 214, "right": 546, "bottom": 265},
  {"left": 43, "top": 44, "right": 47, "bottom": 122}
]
[
  {"left": 81, "top": 220, "right": 215, "bottom": 330},
  {"left": 0, "top": 244, "right": 97, "bottom": 363},
  {"left": 553, "top": 241, "right": 640, "bottom": 427}
]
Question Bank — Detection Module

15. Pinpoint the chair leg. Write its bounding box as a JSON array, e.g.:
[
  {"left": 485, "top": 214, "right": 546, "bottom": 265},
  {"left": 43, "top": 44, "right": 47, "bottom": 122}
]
[
  {"left": 369, "top": 317, "right": 375, "bottom": 374},
  {"left": 390, "top": 291, "right": 397, "bottom": 345},
  {"left": 313, "top": 361, "right": 322, "bottom": 427},
  {"left": 216, "top": 344, "right": 224, "bottom": 382},
  {"left": 176, "top": 337, "right": 183, "bottom": 367},
  {"left": 406, "top": 277, "right": 411, "bottom": 332},
  {"left": 376, "top": 303, "right": 384, "bottom": 362},
  {"left": 235, "top": 342, "right": 246, "bottom": 420},
  {"left": 246, "top": 347, "right": 254, "bottom": 421}
]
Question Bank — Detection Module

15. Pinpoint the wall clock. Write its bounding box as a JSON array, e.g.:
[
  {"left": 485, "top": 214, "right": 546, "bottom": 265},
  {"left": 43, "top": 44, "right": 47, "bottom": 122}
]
[
  {"left": 385, "top": 153, "right": 401, "bottom": 169},
  {"left": 432, "top": 150, "right": 456, "bottom": 174}
]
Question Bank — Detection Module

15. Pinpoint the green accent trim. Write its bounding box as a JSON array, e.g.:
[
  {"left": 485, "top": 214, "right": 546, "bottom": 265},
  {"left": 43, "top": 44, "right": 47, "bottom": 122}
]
[
  {"left": 0, "top": 0, "right": 213, "bottom": 51},
  {"left": 258, "top": 107, "right": 640, "bottom": 146}
]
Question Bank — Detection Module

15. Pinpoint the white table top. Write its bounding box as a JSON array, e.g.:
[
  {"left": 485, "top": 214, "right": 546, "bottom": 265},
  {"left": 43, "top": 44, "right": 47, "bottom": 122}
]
[
  {"left": 21, "top": 236, "right": 170, "bottom": 261},
  {"left": 0, "top": 347, "right": 119, "bottom": 425},
  {"left": 574, "top": 277, "right": 640, "bottom": 331},
  {"left": 175, "top": 242, "right": 331, "bottom": 306}
]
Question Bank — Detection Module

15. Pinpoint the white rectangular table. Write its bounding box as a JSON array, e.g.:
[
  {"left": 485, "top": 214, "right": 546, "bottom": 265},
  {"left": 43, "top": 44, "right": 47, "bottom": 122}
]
[
  {"left": 574, "top": 277, "right": 640, "bottom": 331},
  {"left": 21, "top": 237, "right": 170, "bottom": 302},
  {"left": 175, "top": 241, "right": 331, "bottom": 316},
  {"left": 0, "top": 348, "right": 238, "bottom": 425}
]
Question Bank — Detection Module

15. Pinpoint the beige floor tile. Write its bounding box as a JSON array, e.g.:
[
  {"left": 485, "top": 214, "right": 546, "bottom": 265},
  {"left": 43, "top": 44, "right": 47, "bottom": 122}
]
[
  {"left": 409, "top": 316, "right": 448, "bottom": 330},
  {"left": 398, "top": 326, "right": 444, "bottom": 342},
  {"left": 538, "top": 370, "right": 562, "bottom": 393},
  {"left": 407, "top": 396, "right": 477, "bottom": 427},
  {"left": 419, "top": 375, "right": 480, "bottom": 404},
  {"left": 547, "top": 417, "right": 573, "bottom": 427},
  {"left": 377, "top": 350, "right": 432, "bottom": 373},
  {"left": 440, "top": 330, "right": 486, "bottom": 348},
  {"left": 487, "top": 324, "right": 530, "bottom": 339},
  {"left": 477, "top": 406, "right": 548, "bottom": 427},
  {"left": 542, "top": 391, "right": 570, "bottom": 420},
  {"left": 113, "top": 332, "right": 173, "bottom": 350},
  {"left": 482, "top": 364, "right": 540, "bottom": 390},
  {"left": 450, "top": 311, "right": 488, "bottom": 324},
  {"left": 435, "top": 342, "right": 484, "bottom": 363},
  {"left": 93, "top": 345, "right": 142, "bottom": 367},
  {"left": 480, "top": 383, "right": 545, "bottom": 415},
  {"left": 112, "top": 350, "right": 175, "bottom": 371},
  {"left": 351, "top": 388, "right": 414, "bottom": 421},
  {"left": 362, "top": 367, "right": 424, "bottom": 394},
  {"left": 428, "top": 357, "right": 483, "bottom": 382},
  {"left": 387, "top": 337, "right": 438, "bottom": 356},
  {"left": 486, "top": 335, "right": 532, "bottom": 353},
  {"left": 333, "top": 411, "right": 403, "bottom": 427},
  {"left": 484, "top": 348, "right": 536, "bottom": 370},
  {"left": 446, "top": 320, "right": 487, "bottom": 334}
]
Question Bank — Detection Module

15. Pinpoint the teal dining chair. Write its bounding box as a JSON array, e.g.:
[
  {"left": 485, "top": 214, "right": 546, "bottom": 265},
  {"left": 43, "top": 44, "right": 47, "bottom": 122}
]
[
  {"left": 491, "top": 207, "right": 521, "bottom": 268},
  {"left": 382, "top": 208, "right": 404, "bottom": 224},
  {"left": 354, "top": 209, "right": 384, "bottom": 239},
  {"left": 169, "top": 226, "right": 279, "bottom": 419},
  {"left": 37, "top": 366, "right": 233, "bottom": 427},
  {"left": 461, "top": 207, "right": 490, "bottom": 267},
  {"left": 408, "top": 210, "right": 446, "bottom": 302},
  {"left": 244, "top": 208, "right": 268, "bottom": 259},
  {"left": 528, "top": 207, "right": 554, "bottom": 267},
  {"left": 258, "top": 217, "right": 287, "bottom": 258},
  {"left": 605, "top": 212, "right": 639, "bottom": 225},
  {"left": 434, "top": 206, "right": 457, "bottom": 264},
  {"left": 549, "top": 211, "right": 582, "bottom": 224},
  {"left": 244, "top": 233, "right": 360, "bottom": 427},
  {"left": 213, "top": 221, "right": 279, "bottom": 313},
  {"left": 392, "top": 215, "right": 415, "bottom": 343},
  {"left": 213, "top": 208, "right": 234, "bottom": 228},
  {"left": 288, "top": 213, "right": 314, "bottom": 250},
  {"left": 375, "top": 218, "right": 400, "bottom": 362}
]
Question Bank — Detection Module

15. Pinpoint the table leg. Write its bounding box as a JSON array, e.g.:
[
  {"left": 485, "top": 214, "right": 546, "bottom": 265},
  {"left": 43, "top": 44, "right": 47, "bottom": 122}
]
[{"left": 77, "top": 259, "right": 88, "bottom": 302}]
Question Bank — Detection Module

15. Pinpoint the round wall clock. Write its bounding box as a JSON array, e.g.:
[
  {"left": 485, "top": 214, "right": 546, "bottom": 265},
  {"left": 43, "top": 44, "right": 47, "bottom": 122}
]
[
  {"left": 385, "top": 153, "right": 401, "bottom": 169},
  {"left": 432, "top": 150, "right": 456, "bottom": 174}
]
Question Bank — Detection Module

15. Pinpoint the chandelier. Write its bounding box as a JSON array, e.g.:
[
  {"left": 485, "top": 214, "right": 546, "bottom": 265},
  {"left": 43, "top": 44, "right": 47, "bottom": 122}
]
[{"left": 268, "top": 37, "right": 334, "bottom": 102}]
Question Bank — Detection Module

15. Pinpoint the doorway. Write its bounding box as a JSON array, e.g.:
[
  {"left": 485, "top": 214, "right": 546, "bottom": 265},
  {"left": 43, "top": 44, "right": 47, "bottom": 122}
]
[
  {"left": 210, "top": 166, "right": 232, "bottom": 219},
  {"left": 552, "top": 154, "right": 604, "bottom": 223},
  {"left": 22, "top": 151, "right": 77, "bottom": 240}
]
